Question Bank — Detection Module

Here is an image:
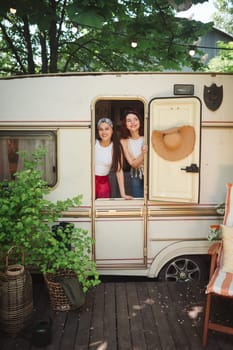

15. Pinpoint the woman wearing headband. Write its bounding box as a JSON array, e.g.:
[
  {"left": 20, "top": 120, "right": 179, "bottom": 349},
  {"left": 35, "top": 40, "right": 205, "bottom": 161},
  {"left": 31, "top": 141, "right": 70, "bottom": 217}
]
[
  {"left": 120, "top": 110, "right": 147, "bottom": 198},
  {"left": 95, "top": 117, "right": 133, "bottom": 199}
]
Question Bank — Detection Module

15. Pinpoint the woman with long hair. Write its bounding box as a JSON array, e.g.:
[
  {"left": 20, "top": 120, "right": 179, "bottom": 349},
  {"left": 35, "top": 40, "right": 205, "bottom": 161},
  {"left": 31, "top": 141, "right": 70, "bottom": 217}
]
[
  {"left": 95, "top": 117, "right": 132, "bottom": 199},
  {"left": 120, "top": 110, "right": 147, "bottom": 198}
]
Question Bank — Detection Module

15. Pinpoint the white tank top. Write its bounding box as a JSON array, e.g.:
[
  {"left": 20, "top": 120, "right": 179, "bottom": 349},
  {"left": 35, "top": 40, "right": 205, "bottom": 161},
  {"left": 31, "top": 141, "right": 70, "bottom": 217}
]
[
  {"left": 128, "top": 137, "right": 144, "bottom": 179},
  {"left": 95, "top": 140, "right": 113, "bottom": 176},
  {"left": 128, "top": 137, "right": 144, "bottom": 159}
]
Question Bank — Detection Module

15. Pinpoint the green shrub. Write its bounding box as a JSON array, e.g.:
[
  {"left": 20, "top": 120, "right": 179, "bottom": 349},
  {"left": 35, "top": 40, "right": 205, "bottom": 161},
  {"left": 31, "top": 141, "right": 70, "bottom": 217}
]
[{"left": 0, "top": 148, "right": 100, "bottom": 291}]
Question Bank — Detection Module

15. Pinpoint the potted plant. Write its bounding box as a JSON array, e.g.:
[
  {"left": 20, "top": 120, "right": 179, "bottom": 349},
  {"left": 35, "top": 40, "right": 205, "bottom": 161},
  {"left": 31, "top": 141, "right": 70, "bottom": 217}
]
[{"left": 0, "top": 148, "right": 100, "bottom": 310}]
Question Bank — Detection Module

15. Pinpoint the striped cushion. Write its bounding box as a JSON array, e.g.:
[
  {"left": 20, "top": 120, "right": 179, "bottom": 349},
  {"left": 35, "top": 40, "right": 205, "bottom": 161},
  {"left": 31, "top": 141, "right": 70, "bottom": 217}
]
[{"left": 206, "top": 266, "right": 233, "bottom": 296}]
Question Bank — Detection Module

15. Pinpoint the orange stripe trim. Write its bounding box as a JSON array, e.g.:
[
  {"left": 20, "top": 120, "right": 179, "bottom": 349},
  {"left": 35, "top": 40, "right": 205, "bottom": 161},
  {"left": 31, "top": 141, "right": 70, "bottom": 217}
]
[
  {"left": 223, "top": 183, "right": 233, "bottom": 225},
  {"left": 207, "top": 267, "right": 220, "bottom": 293},
  {"left": 221, "top": 272, "right": 233, "bottom": 295}
]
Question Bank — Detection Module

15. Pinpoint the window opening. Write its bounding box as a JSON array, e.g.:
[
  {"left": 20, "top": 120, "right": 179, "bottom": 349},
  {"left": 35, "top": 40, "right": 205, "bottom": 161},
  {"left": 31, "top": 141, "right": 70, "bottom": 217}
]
[{"left": 95, "top": 99, "right": 145, "bottom": 200}]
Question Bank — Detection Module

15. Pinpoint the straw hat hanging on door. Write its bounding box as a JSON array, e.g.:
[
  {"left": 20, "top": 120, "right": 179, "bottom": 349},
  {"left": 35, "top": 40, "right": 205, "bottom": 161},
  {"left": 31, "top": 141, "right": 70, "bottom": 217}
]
[{"left": 151, "top": 125, "right": 196, "bottom": 161}]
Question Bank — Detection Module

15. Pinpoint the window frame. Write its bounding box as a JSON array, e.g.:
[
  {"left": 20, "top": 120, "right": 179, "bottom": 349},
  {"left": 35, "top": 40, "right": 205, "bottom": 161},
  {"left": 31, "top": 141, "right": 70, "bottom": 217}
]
[{"left": 0, "top": 129, "right": 57, "bottom": 187}]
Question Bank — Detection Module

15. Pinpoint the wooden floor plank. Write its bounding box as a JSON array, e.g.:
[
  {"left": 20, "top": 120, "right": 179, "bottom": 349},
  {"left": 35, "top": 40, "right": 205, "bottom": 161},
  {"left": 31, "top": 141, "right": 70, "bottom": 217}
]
[
  {"left": 126, "top": 282, "right": 147, "bottom": 350},
  {"left": 167, "top": 282, "right": 225, "bottom": 350},
  {"left": 1, "top": 277, "right": 233, "bottom": 350},
  {"left": 165, "top": 282, "right": 203, "bottom": 350},
  {"left": 181, "top": 282, "right": 233, "bottom": 350},
  {"left": 158, "top": 283, "right": 190, "bottom": 350},
  {"left": 30, "top": 278, "right": 53, "bottom": 350},
  {"left": 74, "top": 288, "right": 94, "bottom": 350},
  {"left": 58, "top": 310, "right": 79, "bottom": 350},
  {"left": 115, "top": 282, "right": 132, "bottom": 350},
  {"left": 147, "top": 282, "right": 176, "bottom": 349},
  {"left": 103, "top": 282, "right": 117, "bottom": 350},
  {"left": 184, "top": 282, "right": 220, "bottom": 350},
  {"left": 136, "top": 281, "right": 161, "bottom": 350},
  {"left": 202, "top": 294, "right": 233, "bottom": 350},
  {"left": 46, "top": 311, "right": 68, "bottom": 350},
  {"left": 1, "top": 336, "right": 30, "bottom": 350},
  {"left": 88, "top": 282, "right": 105, "bottom": 349}
]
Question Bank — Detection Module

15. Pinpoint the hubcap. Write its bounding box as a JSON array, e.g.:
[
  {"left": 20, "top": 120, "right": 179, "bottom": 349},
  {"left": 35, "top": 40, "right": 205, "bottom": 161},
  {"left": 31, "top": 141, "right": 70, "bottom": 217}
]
[{"left": 164, "top": 258, "right": 201, "bottom": 282}]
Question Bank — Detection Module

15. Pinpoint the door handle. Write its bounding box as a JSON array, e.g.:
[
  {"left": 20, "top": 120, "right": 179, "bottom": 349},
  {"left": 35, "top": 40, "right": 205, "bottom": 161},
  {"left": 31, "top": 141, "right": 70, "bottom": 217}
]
[{"left": 180, "top": 163, "right": 199, "bottom": 173}]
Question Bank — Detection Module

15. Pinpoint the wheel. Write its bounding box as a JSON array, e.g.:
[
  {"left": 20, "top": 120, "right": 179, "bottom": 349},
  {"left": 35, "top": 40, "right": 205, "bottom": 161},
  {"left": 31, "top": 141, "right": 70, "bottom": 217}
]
[{"left": 158, "top": 255, "right": 207, "bottom": 282}]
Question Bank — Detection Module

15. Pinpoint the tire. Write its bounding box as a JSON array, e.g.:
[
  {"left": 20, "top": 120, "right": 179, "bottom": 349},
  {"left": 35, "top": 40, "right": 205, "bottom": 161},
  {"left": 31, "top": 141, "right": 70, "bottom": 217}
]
[{"left": 158, "top": 255, "right": 207, "bottom": 282}]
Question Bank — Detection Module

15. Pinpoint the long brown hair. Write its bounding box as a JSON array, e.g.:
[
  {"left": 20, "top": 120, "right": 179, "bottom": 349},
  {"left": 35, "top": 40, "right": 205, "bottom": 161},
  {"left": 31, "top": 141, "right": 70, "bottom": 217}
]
[
  {"left": 121, "top": 109, "right": 144, "bottom": 139},
  {"left": 96, "top": 119, "right": 123, "bottom": 172},
  {"left": 111, "top": 131, "right": 123, "bottom": 172}
]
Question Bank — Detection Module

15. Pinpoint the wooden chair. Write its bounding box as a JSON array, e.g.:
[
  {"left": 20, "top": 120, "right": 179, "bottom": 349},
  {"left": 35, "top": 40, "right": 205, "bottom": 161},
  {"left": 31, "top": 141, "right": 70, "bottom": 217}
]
[{"left": 202, "top": 183, "right": 233, "bottom": 347}]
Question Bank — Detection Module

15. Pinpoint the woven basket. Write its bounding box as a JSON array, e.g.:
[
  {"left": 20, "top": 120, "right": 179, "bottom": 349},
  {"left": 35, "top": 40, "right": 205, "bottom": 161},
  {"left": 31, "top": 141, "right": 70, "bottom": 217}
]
[
  {"left": 44, "top": 270, "right": 77, "bottom": 311},
  {"left": 0, "top": 246, "right": 33, "bottom": 335}
]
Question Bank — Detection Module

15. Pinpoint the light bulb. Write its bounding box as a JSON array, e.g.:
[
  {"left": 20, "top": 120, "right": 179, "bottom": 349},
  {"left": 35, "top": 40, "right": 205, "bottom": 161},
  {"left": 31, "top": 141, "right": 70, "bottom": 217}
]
[
  {"left": 71, "top": 26, "right": 78, "bottom": 34},
  {"left": 189, "top": 48, "right": 195, "bottom": 56},
  {"left": 131, "top": 41, "right": 138, "bottom": 48},
  {"left": 10, "top": 7, "right": 17, "bottom": 14}
]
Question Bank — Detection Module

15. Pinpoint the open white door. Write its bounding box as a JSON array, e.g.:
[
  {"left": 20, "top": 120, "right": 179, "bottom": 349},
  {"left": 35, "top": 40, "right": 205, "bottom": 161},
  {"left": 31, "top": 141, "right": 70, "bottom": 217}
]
[{"left": 149, "top": 97, "right": 201, "bottom": 203}]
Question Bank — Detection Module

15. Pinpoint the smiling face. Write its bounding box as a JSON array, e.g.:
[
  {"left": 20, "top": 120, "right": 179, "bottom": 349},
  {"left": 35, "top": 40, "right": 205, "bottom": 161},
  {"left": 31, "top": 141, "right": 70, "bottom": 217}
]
[
  {"left": 125, "top": 113, "right": 140, "bottom": 134},
  {"left": 98, "top": 122, "right": 113, "bottom": 144}
]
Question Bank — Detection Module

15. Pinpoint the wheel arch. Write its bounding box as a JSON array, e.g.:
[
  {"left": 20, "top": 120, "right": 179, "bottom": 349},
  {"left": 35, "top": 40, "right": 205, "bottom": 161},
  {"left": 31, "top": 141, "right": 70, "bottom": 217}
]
[{"left": 147, "top": 240, "right": 212, "bottom": 278}]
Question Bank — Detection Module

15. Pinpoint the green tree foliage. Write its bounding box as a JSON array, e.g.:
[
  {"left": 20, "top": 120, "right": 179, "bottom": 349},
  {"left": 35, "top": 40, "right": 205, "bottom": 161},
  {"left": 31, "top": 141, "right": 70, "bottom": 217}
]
[
  {"left": 0, "top": 0, "right": 212, "bottom": 75},
  {"left": 206, "top": 1, "right": 233, "bottom": 72},
  {"left": 207, "top": 41, "right": 233, "bottom": 72},
  {"left": 213, "top": 0, "right": 233, "bottom": 35}
]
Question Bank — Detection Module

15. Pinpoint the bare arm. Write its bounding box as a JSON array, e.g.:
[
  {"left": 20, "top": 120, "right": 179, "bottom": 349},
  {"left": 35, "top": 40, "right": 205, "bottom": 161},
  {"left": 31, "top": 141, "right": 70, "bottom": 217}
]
[{"left": 120, "top": 139, "right": 147, "bottom": 168}]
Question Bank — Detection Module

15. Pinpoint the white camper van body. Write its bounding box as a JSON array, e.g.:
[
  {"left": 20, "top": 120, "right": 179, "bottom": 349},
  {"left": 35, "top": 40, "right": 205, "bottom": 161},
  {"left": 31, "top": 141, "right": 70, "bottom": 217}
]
[{"left": 1, "top": 72, "right": 232, "bottom": 280}]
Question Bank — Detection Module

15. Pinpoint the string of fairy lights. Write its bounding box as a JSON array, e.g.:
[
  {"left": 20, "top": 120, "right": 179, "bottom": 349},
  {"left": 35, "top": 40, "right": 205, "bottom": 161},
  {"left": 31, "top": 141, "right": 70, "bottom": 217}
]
[{"left": 9, "top": 6, "right": 233, "bottom": 57}]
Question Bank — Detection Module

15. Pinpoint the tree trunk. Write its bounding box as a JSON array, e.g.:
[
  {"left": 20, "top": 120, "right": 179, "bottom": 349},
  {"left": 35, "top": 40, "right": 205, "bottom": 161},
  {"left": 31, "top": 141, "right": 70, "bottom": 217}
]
[
  {"left": 40, "top": 32, "right": 48, "bottom": 73},
  {"left": 22, "top": 15, "right": 35, "bottom": 74},
  {"left": 49, "top": 0, "right": 58, "bottom": 73}
]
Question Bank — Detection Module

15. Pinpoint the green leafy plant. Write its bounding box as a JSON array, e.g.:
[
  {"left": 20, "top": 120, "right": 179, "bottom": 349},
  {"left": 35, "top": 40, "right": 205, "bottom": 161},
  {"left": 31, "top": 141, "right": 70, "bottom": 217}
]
[
  {"left": 207, "top": 224, "right": 221, "bottom": 241},
  {"left": 0, "top": 148, "right": 100, "bottom": 291}
]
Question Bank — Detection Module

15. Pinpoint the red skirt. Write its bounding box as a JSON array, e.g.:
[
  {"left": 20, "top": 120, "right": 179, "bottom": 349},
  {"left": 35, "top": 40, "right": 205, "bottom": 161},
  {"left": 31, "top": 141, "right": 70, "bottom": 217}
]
[{"left": 95, "top": 175, "right": 110, "bottom": 199}]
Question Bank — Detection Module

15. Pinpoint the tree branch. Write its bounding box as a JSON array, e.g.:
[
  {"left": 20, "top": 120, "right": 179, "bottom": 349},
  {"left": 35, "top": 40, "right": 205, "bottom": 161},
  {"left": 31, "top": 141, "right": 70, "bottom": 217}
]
[
  {"left": 57, "top": 0, "right": 67, "bottom": 43},
  {"left": 0, "top": 23, "right": 26, "bottom": 73},
  {"left": 61, "top": 42, "right": 115, "bottom": 71}
]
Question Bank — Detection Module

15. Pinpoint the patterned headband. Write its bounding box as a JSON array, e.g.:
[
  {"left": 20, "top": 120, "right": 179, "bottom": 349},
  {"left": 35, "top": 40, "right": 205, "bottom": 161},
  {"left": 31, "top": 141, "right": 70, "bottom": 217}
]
[{"left": 97, "top": 118, "right": 113, "bottom": 128}]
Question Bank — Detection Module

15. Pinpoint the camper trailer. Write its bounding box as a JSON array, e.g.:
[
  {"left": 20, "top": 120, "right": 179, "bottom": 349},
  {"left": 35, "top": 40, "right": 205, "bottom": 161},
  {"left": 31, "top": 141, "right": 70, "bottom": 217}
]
[{"left": 1, "top": 72, "right": 232, "bottom": 281}]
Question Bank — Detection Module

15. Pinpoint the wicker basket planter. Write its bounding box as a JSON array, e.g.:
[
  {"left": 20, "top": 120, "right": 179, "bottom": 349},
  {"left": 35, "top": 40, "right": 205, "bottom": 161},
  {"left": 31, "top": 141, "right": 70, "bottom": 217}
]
[
  {"left": 0, "top": 247, "right": 33, "bottom": 335},
  {"left": 44, "top": 270, "right": 84, "bottom": 311}
]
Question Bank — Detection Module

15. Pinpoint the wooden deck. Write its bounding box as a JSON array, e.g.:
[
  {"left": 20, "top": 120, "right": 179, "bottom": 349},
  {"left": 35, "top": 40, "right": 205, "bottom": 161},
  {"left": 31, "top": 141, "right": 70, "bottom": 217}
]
[{"left": 1, "top": 275, "right": 233, "bottom": 350}]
